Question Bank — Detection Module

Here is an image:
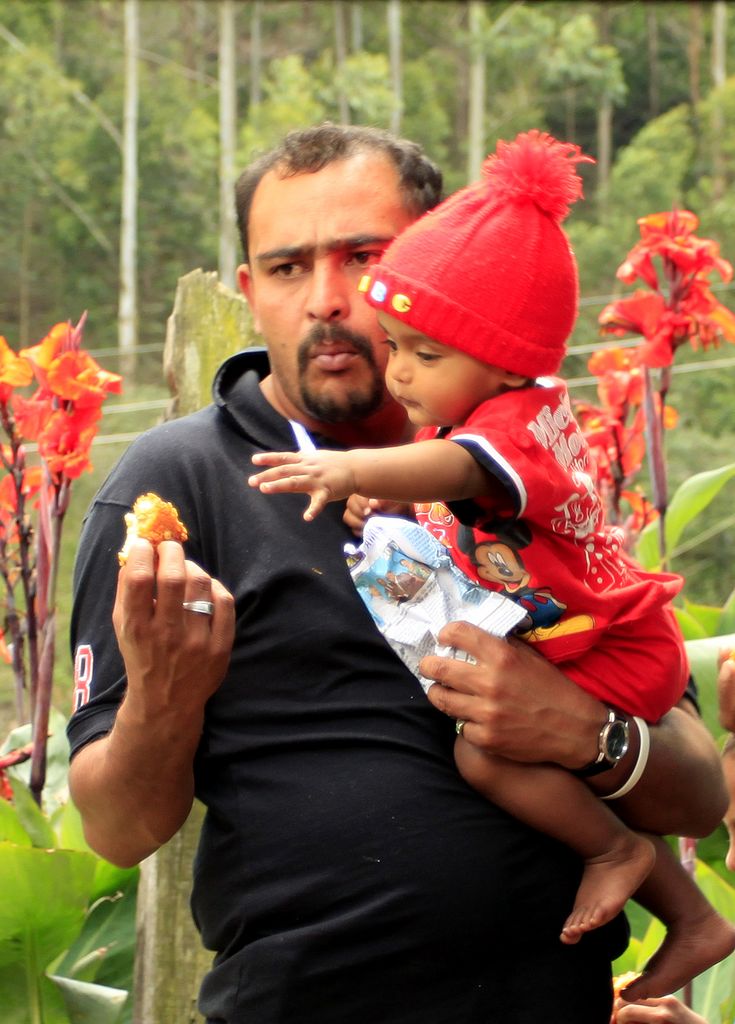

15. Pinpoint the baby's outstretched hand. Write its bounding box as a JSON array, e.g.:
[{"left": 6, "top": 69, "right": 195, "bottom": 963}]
[{"left": 249, "top": 450, "right": 357, "bottom": 521}]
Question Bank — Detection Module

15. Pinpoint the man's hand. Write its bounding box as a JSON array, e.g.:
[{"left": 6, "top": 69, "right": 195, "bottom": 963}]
[
  {"left": 718, "top": 648, "right": 735, "bottom": 731},
  {"left": 113, "top": 539, "right": 234, "bottom": 712},
  {"left": 250, "top": 450, "right": 357, "bottom": 520},
  {"left": 420, "top": 620, "right": 727, "bottom": 837},
  {"left": 70, "top": 539, "right": 235, "bottom": 867},
  {"left": 612, "top": 994, "right": 708, "bottom": 1024},
  {"left": 420, "top": 622, "right": 600, "bottom": 768}
]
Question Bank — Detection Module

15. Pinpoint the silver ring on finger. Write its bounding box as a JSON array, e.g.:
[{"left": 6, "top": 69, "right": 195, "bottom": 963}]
[
  {"left": 455, "top": 719, "right": 467, "bottom": 737},
  {"left": 182, "top": 600, "right": 214, "bottom": 616}
]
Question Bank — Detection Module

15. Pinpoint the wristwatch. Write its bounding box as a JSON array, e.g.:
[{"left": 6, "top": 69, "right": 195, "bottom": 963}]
[{"left": 575, "top": 707, "right": 630, "bottom": 777}]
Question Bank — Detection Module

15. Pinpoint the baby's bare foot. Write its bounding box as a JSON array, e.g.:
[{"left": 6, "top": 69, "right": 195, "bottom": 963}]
[
  {"left": 621, "top": 908, "right": 735, "bottom": 1000},
  {"left": 561, "top": 833, "right": 655, "bottom": 944}
]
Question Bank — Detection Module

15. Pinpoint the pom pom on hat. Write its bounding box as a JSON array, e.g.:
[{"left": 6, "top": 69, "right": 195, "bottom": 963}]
[
  {"left": 361, "top": 130, "right": 595, "bottom": 378},
  {"left": 482, "top": 129, "right": 592, "bottom": 221}
]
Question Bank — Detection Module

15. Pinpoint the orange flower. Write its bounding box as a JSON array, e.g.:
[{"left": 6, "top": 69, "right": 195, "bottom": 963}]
[
  {"left": 621, "top": 490, "right": 658, "bottom": 534},
  {"left": 37, "top": 405, "right": 101, "bottom": 480},
  {"left": 0, "top": 466, "right": 43, "bottom": 542},
  {"left": 20, "top": 321, "right": 74, "bottom": 379},
  {"left": 0, "top": 336, "right": 33, "bottom": 402},
  {"left": 10, "top": 393, "right": 54, "bottom": 442},
  {"left": 46, "top": 349, "right": 122, "bottom": 408},
  {"left": 0, "top": 630, "right": 11, "bottom": 666},
  {"left": 600, "top": 210, "right": 735, "bottom": 367},
  {"left": 598, "top": 291, "right": 667, "bottom": 341}
]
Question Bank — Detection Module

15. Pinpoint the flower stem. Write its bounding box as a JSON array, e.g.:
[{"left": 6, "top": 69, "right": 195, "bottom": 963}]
[{"left": 642, "top": 366, "right": 669, "bottom": 570}]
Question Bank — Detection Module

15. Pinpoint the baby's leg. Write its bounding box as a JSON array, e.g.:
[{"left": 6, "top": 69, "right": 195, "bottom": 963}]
[
  {"left": 619, "top": 837, "right": 735, "bottom": 1000},
  {"left": 454, "top": 736, "right": 655, "bottom": 941}
]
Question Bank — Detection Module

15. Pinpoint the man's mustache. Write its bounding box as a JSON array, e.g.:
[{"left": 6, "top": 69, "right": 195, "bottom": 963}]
[{"left": 298, "top": 325, "right": 377, "bottom": 372}]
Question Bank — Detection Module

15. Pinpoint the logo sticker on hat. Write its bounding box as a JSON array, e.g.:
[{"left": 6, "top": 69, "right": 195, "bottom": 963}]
[
  {"left": 369, "top": 281, "right": 387, "bottom": 303},
  {"left": 391, "top": 294, "right": 412, "bottom": 313}
]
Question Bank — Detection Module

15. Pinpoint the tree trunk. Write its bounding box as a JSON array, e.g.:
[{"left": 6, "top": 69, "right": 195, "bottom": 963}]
[
  {"left": 466, "top": 0, "right": 486, "bottom": 182},
  {"left": 118, "top": 0, "right": 139, "bottom": 381},
  {"left": 133, "top": 269, "right": 257, "bottom": 1024},
  {"left": 218, "top": 0, "right": 238, "bottom": 289},
  {"left": 646, "top": 3, "right": 660, "bottom": 118},
  {"left": 687, "top": 0, "right": 703, "bottom": 109},
  {"left": 387, "top": 0, "right": 402, "bottom": 134},
  {"left": 711, "top": 0, "right": 727, "bottom": 201},
  {"left": 350, "top": 1, "right": 363, "bottom": 52},
  {"left": 595, "top": 4, "right": 612, "bottom": 214},
  {"left": 250, "top": 0, "right": 262, "bottom": 107},
  {"left": 19, "top": 199, "right": 33, "bottom": 346},
  {"left": 334, "top": 0, "right": 349, "bottom": 123}
]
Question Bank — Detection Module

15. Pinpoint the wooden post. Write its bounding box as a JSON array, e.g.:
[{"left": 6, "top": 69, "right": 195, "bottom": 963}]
[{"left": 132, "top": 269, "right": 258, "bottom": 1023}]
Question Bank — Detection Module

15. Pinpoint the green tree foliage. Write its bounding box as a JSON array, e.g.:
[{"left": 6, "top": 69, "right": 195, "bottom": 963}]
[{"left": 1, "top": 0, "right": 734, "bottom": 603}]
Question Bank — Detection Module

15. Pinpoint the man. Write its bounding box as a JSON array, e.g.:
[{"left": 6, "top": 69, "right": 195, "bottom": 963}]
[{"left": 68, "top": 124, "right": 726, "bottom": 1024}]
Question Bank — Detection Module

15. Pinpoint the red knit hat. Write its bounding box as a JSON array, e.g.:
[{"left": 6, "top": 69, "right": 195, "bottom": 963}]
[{"left": 359, "top": 130, "right": 594, "bottom": 378}]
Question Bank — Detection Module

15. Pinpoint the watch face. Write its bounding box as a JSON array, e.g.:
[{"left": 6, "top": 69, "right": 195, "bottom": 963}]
[{"left": 605, "top": 720, "right": 629, "bottom": 761}]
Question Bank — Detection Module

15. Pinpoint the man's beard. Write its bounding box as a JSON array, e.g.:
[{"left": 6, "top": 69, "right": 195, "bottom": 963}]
[{"left": 297, "top": 324, "right": 385, "bottom": 424}]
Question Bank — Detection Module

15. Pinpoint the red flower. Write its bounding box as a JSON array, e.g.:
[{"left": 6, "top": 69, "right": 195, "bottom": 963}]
[
  {"left": 620, "top": 490, "right": 659, "bottom": 535},
  {"left": 21, "top": 316, "right": 122, "bottom": 408},
  {"left": 0, "top": 630, "right": 11, "bottom": 666},
  {"left": 46, "top": 350, "right": 122, "bottom": 408},
  {"left": 598, "top": 291, "right": 667, "bottom": 341},
  {"left": 37, "top": 405, "right": 101, "bottom": 481},
  {"left": 600, "top": 210, "right": 735, "bottom": 367},
  {"left": 10, "top": 393, "right": 54, "bottom": 442},
  {"left": 0, "top": 465, "right": 43, "bottom": 543},
  {"left": 0, "top": 336, "right": 33, "bottom": 403},
  {"left": 574, "top": 346, "right": 676, "bottom": 521}
]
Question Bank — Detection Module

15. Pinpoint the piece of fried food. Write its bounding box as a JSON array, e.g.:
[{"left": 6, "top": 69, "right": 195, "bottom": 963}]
[
  {"left": 118, "top": 492, "right": 189, "bottom": 565},
  {"left": 610, "top": 972, "right": 641, "bottom": 1021}
]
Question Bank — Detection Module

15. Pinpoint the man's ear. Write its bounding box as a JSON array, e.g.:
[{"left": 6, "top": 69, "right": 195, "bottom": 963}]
[
  {"left": 237, "top": 263, "right": 252, "bottom": 302},
  {"left": 237, "top": 264, "right": 261, "bottom": 332}
]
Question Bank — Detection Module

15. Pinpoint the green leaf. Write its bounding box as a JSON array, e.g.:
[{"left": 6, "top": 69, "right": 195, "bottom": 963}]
[
  {"left": 676, "top": 603, "right": 721, "bottom": 640},
  {"left": 719, "top": 587, "right": 735, "bottom": 636},
  {"left": 685, "top": 634, "right": 735, "bottom": 738},
  {"left": 3, "top": 707, "right": 73, "bottom": 820},
  {"left": 0, "top": 965, "right": 70, "bottom": 1023},
  {"left": 57, "top": 798, "right": 139, "bottom": 900},
  {"left": 48, "top": 974, "right": 128, "bottom": 1024},
  {"left": 612, "top": 934, "right": 643, "bottom": 976},
  {"left": 0, "top": 843, "right": 96, "bottom": 971},
  {"left": 57, "top": 876, "right": 138, "bottom": 992},
  {"left": 691, "top": 862, "right": 735, "bottom": 1020},
  {"left": 637, "top": 463, "right": 735, "bottom": 570},
  {"left": 0, "top": 797, "right": 33, "bottom": 846},
  {"left": 8, "top": 776, "right": 57, "bottom": 849}
]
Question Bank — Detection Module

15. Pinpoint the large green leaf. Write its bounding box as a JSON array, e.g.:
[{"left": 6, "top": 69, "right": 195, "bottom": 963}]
[
  {"left": 0, "top": 843, "right": 96, "bottom": 972},
  {"left": 7, "top": 778, "right": 57, "bottom": 849},
  {"left": 719, "top": 588, "right": 735, "bottom": 637},
  {"left": 0, "top": 797, "right": 33, "bottom": 846},
  {"left": 57, "top": 876, "right": 138, "bottom": 993},
  {"left": 685, "top": 634, "right": 735, "bottom": 739},
  {"left": 636, "top": 463, "right": 735, "bottom": 571},
  {"left": 57, "top": 798, "right": 138, "bottom": 902},
  {"left": 692, "top": 862, "right": 735, "bottom": 1022},
  {"left": 681, "top": 601, "right": 728, "bottom": 639},
  {"left": 3, "top": 708, "right": 73, "bottom": 821},
  {"left": 0, "top": 965, "right": 70, "bottom": 1024},
  {"left": 48, "top": 974, "right": 127, "bottom": 1024}
]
